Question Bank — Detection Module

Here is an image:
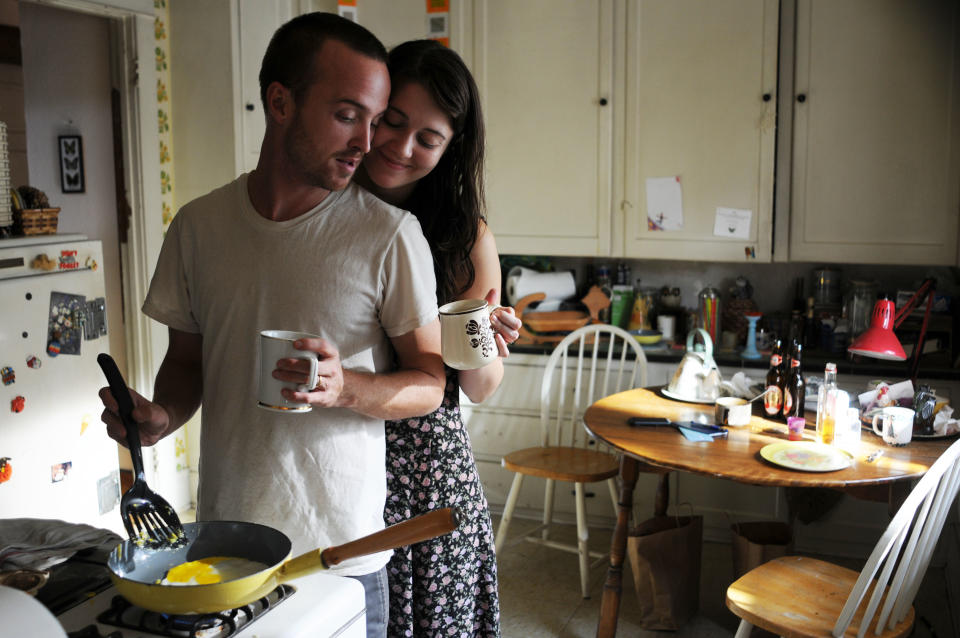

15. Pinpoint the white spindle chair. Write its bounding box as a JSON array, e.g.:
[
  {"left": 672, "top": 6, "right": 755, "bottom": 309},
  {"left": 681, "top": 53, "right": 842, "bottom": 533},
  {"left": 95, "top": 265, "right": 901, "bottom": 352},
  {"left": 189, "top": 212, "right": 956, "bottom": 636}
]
[
  {"left": 726, "top": 437, "right": 960, "bottom": 638},
  {"left": 494, "top": 324, "right": 649, "bottom": 598}
]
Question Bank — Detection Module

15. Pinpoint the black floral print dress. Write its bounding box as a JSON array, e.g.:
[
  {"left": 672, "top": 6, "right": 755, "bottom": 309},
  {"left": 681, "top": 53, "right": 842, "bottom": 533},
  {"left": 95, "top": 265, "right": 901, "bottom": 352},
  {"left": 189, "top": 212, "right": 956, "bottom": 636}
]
[{"left": 384, "top": 367, "right": 501, "bottom": 637}]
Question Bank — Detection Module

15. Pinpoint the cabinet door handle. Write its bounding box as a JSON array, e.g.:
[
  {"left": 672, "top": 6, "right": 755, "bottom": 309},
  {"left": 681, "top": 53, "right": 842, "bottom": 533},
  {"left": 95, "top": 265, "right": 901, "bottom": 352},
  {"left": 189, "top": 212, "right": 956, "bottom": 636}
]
[
  {"left": 245, "top": 103, "right": 255, "bottom": 111},
  {"left": 796, "top": 93, "right": 807, "bottom": 103},
  {"left": 599, "top": 97, "right": 608, "bottom": 106},
  {"left": 762, "top": 93, "right": 772, "bottom": 102}
]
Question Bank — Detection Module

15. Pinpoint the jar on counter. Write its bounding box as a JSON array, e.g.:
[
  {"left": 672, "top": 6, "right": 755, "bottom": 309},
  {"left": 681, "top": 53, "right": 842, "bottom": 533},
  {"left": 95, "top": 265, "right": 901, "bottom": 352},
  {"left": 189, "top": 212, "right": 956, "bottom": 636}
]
[{"left": 698, "top": 286, "right": 721, "bottom": 345}]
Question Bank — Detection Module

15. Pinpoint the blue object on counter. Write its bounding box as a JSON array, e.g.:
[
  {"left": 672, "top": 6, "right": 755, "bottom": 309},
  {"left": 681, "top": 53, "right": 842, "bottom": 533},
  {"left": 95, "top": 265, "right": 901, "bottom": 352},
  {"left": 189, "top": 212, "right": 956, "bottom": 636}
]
[
  {"left": 741, "top": 314, "right": 763, "bottom": 360},
  {"left": 678, "top": 426, "right": 717, "bottom": 442}
]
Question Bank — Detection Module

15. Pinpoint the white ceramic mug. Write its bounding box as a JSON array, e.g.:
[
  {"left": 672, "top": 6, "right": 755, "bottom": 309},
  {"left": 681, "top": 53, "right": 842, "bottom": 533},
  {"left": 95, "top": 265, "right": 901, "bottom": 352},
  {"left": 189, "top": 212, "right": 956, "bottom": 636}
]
[
  {"left": 872, "top": 406, "right": 914, "bottom": 446},
  {"left": 439, "top": 299, "right": 500, "bottom": 370},
  {"left": 258, "top": 330, "right": 320, "bottom": 413}
]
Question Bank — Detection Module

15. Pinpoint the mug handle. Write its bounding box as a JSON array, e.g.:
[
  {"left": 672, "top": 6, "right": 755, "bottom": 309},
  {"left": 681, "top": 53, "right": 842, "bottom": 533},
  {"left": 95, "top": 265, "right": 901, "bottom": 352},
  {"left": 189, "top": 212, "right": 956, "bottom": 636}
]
[
  {"left": 871, "top": 413, "right": 884, "bottom": 437},
  {"left": 296, "top": 353, "right": 320, "bottom": 392}
]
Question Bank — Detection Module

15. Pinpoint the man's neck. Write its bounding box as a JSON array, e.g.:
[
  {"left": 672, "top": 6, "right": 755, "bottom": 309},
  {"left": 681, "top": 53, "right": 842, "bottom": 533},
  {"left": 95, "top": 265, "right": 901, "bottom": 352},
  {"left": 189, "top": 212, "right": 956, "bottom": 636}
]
[{"left": 247, "top": 165, "right": 334, "bottom": 222}]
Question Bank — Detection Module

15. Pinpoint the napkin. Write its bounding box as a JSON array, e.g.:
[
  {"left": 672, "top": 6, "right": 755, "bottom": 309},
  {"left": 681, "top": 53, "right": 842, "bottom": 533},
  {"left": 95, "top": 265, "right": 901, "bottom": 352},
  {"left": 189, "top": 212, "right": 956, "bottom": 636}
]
[{"left": 677, "top": 426, "right": 716, "bottom": 442}]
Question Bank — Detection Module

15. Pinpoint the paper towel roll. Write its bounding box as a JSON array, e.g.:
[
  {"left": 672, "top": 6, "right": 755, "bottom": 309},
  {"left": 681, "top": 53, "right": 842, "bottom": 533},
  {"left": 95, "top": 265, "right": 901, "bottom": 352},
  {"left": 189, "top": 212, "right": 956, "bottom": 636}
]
[{"left": 506, "top": 267, "right": 577, "bottom": 310}]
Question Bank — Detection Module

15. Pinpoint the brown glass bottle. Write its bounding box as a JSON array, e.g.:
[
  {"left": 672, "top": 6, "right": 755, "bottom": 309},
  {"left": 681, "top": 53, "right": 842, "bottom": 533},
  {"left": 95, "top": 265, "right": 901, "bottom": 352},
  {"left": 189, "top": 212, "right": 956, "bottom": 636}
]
[
  {"left": 782, "top": 340, "right": 805, "bottom": 419},
  {"left": 763, "top": 339, "right": 785, "bottom": 418}
]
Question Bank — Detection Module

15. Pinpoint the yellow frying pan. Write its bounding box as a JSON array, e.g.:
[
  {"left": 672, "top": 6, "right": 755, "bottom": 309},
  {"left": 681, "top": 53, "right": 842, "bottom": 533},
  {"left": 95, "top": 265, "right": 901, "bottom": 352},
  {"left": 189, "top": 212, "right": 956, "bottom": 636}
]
[{"left": 108, "top": 508, "right": 458, "bottom": 614}]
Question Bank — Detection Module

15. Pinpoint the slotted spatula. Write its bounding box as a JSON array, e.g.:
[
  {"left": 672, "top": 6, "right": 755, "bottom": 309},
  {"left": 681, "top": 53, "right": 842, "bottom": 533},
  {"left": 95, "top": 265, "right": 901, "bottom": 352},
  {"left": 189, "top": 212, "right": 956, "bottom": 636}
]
[{"left": 97, "top": 353, "right": 186, "bottom": 547}]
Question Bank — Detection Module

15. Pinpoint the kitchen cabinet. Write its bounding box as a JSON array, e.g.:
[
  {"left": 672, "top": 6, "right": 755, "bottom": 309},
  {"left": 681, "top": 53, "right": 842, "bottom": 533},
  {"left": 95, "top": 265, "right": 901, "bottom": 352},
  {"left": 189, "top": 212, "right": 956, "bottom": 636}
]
[
  {"left": 468, "top": 0, "right": 614, "bottom": 257},
  {"left": 469, "top": 0, "right": 776, "bottom": 261},
  {"left": 621, "top": 0, "right": 778, "bottom": 262},
  {"left": 784, "top": 0, "right": 960, "bottom": 266},
  {"left": 170, "top": 0, "right": 302, "bottom": 205}
]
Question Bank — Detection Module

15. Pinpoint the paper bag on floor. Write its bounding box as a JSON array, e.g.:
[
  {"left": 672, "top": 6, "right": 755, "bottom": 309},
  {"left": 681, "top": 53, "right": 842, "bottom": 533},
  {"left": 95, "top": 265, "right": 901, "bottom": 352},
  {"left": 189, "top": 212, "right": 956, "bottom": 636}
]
[{"left": 627, "top": 514, "right": 703, "bottom": 630}]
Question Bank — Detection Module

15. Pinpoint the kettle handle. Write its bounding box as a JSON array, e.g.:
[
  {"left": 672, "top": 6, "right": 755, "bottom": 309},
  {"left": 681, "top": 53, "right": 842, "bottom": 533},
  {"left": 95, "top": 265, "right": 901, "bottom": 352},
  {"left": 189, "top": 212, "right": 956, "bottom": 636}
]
[{"left": 685, "top": 328, "right": 714, "bottom": 361}]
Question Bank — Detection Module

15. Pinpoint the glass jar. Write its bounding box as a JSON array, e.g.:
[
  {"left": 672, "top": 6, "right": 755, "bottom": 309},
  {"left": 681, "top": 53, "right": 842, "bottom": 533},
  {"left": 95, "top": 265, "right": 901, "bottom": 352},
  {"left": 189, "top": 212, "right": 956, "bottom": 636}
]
[
  {"left": 845, "top": 280, "right": 879, "bottom": 337},
  {"left": 698, "top": 286, "right": 721, "bottom": 344}
]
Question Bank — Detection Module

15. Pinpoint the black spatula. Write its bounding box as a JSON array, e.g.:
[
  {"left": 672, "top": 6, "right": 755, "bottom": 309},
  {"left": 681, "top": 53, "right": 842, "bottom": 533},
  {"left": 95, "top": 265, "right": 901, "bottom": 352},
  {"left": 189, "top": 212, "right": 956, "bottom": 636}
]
[{"left": 98, "top": 353, "right": 186, "bottom": 547}]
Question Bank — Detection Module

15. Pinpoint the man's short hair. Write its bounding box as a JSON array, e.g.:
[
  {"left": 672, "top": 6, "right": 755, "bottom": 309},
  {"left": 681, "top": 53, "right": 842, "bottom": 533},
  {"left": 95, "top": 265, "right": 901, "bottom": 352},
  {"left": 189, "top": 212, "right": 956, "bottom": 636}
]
[{"left": 259, "top": 12, "right": 387, "bottom": 110}]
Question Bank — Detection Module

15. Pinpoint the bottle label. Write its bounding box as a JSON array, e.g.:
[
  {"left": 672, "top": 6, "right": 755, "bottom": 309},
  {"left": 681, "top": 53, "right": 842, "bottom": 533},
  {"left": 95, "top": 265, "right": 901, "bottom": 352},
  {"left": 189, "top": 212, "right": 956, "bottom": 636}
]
[
  {"left": 770, "top": 354, "right": 782, "bottom": 367},
  {"left": 784, "top": 390, "right": 794, "bottom": 415},
  {"left": 764, "top": 386, "right": 782, "bottom": 415},
  {"left": 790, "top": 358, "right": 800, "bottom": 368}
]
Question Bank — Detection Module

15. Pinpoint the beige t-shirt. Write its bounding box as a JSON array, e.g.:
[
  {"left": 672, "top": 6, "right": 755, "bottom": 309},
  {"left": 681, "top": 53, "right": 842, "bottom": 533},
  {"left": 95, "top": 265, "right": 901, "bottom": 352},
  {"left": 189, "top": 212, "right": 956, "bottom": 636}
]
[{"left": 142, "top": 175, "right": 437, "bottom": 575}]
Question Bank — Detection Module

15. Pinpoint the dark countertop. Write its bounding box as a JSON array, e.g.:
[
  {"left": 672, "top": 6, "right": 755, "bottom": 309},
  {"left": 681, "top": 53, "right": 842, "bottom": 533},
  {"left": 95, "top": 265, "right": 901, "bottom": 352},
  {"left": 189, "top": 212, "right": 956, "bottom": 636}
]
[{"left": 510, "top": 341, "right": 960, "bottom": 381}]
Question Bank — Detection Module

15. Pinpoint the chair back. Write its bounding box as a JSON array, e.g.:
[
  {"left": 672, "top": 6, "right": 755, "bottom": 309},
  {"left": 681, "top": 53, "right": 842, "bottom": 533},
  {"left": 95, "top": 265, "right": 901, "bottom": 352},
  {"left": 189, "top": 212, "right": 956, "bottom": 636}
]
[
  {"left": 834, "top": 437, "right": 960, "bottom": 638},
  {"left": 540, "top": 324, "right": 647, "bottom": 450}
]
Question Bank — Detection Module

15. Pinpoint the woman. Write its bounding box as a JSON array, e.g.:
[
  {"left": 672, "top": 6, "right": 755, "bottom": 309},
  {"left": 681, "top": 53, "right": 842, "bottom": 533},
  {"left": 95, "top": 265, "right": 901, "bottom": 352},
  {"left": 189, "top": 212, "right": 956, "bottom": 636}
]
[{"left": 354, "top": 40, "right": 521, "bottom": 637}]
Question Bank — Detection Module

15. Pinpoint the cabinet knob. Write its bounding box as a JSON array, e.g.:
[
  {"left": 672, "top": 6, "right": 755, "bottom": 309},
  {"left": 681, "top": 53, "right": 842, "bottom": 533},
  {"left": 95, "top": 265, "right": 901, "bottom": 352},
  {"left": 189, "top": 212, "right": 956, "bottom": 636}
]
[
  {"left": 245, "top": 103, "right": 255, "bottom": 111},
  {"left": 796, "top": 93, "right": 807, "bottom": 103},
  {"left": 598, "top": 97, "right": 608, "bottom": 106},
  {"left": 762, "top": 93, "right": 772, "bottom": 102}
]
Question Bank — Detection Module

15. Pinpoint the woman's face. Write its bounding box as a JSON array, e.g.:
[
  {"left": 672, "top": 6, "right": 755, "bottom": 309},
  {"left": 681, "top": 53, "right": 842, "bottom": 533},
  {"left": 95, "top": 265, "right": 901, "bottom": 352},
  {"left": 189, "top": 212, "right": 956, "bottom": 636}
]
[{"left": 364, "top": 81, "right": 454, "bottom": 195}]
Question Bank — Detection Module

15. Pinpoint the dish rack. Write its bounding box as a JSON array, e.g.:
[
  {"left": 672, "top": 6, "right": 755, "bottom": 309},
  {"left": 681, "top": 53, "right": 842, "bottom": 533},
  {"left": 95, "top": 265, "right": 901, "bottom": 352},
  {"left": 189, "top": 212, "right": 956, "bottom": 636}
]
[{"left": 16, "top": 207, "right": 61, "bottom": 235}]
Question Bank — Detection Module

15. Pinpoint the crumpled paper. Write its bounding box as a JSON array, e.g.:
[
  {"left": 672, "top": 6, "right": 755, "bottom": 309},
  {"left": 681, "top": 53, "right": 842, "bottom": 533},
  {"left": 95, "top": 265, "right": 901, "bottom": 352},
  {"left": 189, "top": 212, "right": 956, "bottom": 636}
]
[
  {"left": 933, "top": 406, "right": 960, "bottom": 436},
  {"left": 723, "top": 371, "right": 760, "bottom": 399},
  {"left": 858, "top": 380, "right": 914, "bottom": 414}
]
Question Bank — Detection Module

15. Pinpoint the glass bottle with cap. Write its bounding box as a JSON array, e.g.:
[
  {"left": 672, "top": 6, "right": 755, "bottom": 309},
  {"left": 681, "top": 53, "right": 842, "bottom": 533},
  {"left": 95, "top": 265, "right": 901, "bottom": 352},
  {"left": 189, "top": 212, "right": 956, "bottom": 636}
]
[{"left": 816, "top": 362, "right": 838, "bottom": 444}]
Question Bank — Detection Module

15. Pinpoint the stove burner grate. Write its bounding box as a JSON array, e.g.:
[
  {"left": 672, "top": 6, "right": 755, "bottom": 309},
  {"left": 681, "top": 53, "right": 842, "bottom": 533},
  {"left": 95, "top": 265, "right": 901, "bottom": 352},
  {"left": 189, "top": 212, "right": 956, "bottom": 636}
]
[{"left": 95, "top": 584, "right": 295, "bottom": 637}]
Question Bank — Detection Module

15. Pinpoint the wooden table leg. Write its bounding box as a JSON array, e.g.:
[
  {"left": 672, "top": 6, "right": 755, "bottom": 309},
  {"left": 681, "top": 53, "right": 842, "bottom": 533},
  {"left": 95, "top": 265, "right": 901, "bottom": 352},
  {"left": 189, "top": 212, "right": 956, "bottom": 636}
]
[
  {"left": 597, "top": 455, "right": 640, "bottom": 638},
  {"left": 654, "top": 471, "right": 670, "bottom": 516}
]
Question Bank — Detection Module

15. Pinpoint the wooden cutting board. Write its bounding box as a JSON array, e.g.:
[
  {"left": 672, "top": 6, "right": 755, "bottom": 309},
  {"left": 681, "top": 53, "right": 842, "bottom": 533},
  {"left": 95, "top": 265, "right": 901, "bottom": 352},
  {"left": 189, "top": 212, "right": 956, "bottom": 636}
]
[{"left": 514, "top": 286, "right": 610, "bottom": 344}]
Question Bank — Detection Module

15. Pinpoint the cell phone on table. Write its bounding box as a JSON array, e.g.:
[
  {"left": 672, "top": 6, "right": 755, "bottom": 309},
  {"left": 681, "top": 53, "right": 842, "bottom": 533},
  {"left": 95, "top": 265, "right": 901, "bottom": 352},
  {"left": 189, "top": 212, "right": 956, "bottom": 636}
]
[{"left": 626, "top": 417, "right": 671, "bottom": 427}]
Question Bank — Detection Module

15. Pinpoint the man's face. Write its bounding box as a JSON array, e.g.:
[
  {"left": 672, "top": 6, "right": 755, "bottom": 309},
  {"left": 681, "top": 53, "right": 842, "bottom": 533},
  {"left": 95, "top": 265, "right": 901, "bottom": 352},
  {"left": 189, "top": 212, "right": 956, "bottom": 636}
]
[{"left": 282, "top": 40, "right": 389, "bottom": 192}]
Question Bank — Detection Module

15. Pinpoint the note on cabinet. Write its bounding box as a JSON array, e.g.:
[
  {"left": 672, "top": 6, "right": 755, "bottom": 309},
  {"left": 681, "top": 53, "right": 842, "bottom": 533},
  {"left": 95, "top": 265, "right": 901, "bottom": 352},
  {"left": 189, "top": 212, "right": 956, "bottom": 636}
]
[
  {"left": 645, "top": 176, "right": 683, "bottom": 231},
  {"left": 713, "top": 207, "right": 752, "bottom": 239}
]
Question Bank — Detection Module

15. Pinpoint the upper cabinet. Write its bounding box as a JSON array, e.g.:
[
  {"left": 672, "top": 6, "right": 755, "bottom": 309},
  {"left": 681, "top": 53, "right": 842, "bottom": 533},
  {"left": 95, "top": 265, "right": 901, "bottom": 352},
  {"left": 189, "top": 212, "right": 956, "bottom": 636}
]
[
  {"left": 471, "top": 0, "right": 777, "bottom": 261},
  {"left": 622, "top": 0, "right": 778, "bottom": 262},
  {"left": 785, "top": 0, "right": 960, "bottom": 265},
  {"left": 469, "top": 0, "right": 614, "bottom": 257}
]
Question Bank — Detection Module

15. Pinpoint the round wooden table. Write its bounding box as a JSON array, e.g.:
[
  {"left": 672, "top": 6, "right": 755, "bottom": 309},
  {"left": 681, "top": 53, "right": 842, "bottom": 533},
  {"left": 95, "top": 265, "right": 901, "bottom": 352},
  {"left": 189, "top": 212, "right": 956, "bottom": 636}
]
[{"left": 584, "top": 387, "right": 955, "bottom": 638}]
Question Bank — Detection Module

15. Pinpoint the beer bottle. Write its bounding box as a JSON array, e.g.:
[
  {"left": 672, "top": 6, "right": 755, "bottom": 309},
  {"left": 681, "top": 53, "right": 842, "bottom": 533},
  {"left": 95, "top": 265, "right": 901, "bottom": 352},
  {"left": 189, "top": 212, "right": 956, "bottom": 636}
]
[
  {"left": 763, "top": 339, "right": 785, "bottom": 418},
  {"left": 782, "top": 340, "right": 805, "bottom": 419}
]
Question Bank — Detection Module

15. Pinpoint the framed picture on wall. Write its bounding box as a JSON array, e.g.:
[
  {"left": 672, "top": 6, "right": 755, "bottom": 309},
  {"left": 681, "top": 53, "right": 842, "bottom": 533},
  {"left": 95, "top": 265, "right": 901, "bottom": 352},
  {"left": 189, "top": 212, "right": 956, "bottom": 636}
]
[{"left": 58, "top": 135, "right": 85, "bottom": 193}]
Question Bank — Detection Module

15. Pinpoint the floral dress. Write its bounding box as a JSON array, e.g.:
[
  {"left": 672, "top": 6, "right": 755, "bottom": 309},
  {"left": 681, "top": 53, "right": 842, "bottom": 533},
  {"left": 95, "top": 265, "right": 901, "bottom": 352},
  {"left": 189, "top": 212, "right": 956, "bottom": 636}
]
[{"left": 384, "top": 368, "right": 501, "bottom": 637}]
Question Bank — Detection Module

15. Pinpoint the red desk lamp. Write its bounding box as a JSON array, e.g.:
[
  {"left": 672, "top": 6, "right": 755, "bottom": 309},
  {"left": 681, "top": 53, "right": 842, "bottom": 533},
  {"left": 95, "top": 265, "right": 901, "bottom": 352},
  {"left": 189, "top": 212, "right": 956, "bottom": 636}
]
[{"left": 847, "top": 278, "right": 936, "bottom": 381}]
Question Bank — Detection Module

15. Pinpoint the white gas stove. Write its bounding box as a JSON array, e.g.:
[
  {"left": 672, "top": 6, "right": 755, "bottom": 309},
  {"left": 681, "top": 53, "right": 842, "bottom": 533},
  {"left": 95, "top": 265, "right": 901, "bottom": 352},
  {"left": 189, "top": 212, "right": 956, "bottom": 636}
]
[{"left": 54, "top": 572, "right": 365, "bottom": 638}]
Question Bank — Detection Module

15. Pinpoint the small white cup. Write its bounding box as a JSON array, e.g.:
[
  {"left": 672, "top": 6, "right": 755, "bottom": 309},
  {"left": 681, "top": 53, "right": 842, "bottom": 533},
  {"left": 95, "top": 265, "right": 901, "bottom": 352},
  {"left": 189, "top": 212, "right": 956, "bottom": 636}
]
[
  {"left": 715, "top": 396, "right": 751, "bottom": 426},
  {"left": 439, "top": 299, "right": 500, "bottom": 370},
  {"left": 657, "top": 315, "right": 676, "bottom": 341},
  {"left": 872, "top": 406, "right": 914, "bottom": 446},
  {"left": 258, "top": 330, "right": 320, "bottom": 413}
]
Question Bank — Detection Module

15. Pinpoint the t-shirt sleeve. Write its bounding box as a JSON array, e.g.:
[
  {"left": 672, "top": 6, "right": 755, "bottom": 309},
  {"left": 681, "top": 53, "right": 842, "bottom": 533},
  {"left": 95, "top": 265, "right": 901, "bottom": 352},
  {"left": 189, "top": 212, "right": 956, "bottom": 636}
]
[
  {"left": 141, "top": 212, "right": 202, "bottom": 334},
  {"left": 379, "top": 214, "right": 438, "bottom": 338}
]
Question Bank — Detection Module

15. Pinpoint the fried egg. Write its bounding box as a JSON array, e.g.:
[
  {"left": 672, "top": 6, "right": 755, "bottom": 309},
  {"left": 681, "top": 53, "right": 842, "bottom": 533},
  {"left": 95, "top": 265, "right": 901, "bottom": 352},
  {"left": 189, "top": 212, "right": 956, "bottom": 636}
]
[{"left": 158, "top": 556, "right": 268, "bottom": 586}]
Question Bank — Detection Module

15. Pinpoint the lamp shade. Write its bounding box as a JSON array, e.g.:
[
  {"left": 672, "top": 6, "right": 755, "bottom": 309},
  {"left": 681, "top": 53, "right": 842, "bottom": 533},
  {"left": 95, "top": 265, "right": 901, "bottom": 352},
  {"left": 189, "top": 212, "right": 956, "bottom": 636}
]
[{"left": 847, "top": 298, "right": 907, "bottom": 361}]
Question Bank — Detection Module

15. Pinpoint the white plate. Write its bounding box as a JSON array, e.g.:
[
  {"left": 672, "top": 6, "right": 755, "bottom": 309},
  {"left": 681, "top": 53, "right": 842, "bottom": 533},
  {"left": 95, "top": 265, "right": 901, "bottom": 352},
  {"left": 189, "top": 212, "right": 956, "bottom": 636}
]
[
  {"left": 661, "top": 387, "right": 716, "bottom": 404},
  {"left": 760, "top": 441, "right": 852, "bottom": 472}
]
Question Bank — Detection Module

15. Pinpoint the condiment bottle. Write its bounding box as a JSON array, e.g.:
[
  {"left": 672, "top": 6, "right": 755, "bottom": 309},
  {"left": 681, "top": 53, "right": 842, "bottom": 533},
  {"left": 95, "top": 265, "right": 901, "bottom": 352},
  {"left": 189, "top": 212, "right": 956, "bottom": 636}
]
[
  {"left": 816, "top": 362, "right": 838, "bottom": 444},
  {"left": 782, "top": 341, "right": 805, "bottom": 420},
  {"left": 763, "top": 339, "right": 785, "bottom": 418}
]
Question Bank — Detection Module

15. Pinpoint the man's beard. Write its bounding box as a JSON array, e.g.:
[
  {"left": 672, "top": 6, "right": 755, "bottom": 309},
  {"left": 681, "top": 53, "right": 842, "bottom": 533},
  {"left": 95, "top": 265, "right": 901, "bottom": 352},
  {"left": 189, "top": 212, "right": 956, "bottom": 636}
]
[{"left": 282, "top": 116, "right": 352, "bottom": 192}]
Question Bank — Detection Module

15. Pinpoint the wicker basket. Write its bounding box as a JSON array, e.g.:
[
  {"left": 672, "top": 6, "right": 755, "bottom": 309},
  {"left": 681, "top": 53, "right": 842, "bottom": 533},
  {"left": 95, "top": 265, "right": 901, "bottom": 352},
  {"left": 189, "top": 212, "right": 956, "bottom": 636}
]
[{"left": 16, "top": 207, "right": 60, "bottom": 235}]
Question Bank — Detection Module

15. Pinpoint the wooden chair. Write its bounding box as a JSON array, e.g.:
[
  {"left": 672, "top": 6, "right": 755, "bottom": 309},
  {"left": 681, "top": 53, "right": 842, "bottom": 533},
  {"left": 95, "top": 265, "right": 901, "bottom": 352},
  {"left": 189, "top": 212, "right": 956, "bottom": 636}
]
[
  {"left": 494, "top": 324, "right": 648, "bottom": 598},
  {"left": 726, "top": 437, "right": 960, "bottom": 638}
]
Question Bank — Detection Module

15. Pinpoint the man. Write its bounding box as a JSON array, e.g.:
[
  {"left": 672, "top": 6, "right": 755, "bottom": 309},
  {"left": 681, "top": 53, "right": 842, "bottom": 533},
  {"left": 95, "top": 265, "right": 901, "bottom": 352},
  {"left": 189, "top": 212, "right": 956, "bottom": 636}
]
[{"left": 98, "top": 13, "right": 445, "bottom": 637}]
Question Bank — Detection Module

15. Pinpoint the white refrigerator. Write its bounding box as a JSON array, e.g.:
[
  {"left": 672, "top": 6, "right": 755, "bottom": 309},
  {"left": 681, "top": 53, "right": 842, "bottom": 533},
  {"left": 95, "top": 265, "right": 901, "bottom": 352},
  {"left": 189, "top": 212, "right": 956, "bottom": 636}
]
[{"left": 0, "top": 234, "right": 123, "bottom": 534}]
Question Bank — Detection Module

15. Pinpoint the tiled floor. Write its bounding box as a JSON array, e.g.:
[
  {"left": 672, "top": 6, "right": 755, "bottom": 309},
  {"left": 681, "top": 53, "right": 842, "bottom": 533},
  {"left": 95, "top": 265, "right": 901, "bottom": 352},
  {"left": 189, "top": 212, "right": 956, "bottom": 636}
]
[{"left": 494, "top": 515, "right": 957, "bottom": 638}]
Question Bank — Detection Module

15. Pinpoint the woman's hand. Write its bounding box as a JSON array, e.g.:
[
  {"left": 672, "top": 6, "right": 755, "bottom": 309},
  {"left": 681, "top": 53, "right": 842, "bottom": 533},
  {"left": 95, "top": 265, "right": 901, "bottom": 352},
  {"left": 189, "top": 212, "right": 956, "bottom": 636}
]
[{"left": 485, "top": 288, "right": 522, "bottom": 357}]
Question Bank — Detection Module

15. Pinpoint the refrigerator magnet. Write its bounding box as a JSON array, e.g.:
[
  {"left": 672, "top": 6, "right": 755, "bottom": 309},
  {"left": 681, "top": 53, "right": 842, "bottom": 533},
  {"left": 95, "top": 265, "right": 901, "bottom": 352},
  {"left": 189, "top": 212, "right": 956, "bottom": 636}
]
[
  {"left": 0, "top": 458, "right": 11, "bottom": 483},
  {"left": 1, "top": 366, "right": 13, "bottom": 385},
  {"left": 11, "top": 396, "right": 24, "bottom": 413},
  {"left": 26, "top": 355, "right": 40, "bottom": 369}
]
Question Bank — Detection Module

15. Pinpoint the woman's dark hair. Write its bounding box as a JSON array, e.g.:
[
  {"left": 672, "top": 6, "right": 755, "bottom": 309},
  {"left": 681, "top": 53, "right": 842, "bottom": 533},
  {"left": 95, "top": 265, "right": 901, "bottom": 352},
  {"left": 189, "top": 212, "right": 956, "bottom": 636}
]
[
  {"left": 259, "top": 12, "right": 387, "bottom": 109},
  {"left": 388, "top": 40, "right": 486, "bottom": 305}
]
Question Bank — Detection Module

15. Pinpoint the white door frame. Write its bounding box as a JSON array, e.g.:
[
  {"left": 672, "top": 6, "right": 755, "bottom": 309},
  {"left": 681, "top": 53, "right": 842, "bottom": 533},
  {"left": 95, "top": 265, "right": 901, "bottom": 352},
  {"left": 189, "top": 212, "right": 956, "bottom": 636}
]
[{"left": 22, "top": 0, "right": 163, "bottom": 396}]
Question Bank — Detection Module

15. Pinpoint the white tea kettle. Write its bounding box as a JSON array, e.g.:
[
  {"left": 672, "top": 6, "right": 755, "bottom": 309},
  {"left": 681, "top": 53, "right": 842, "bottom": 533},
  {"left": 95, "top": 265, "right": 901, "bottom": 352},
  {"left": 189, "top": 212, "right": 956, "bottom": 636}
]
[{"left": 666, "top": 328, "right": 722, "bottom": 402}]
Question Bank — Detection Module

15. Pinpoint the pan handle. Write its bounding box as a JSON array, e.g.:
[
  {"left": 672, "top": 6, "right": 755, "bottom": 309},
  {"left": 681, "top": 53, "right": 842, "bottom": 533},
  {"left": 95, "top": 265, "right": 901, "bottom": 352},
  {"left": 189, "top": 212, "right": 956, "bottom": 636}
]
[{"left": 277, "top": 508, "right": 460, "bottom": 581}]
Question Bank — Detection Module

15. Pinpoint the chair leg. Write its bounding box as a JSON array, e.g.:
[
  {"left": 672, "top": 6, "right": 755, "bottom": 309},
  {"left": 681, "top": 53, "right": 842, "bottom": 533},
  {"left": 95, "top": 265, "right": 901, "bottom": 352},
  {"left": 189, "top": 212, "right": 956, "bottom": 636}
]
[
  {"left": 733, "top": 619, "right": 754, "bottom": 638},
  {"left": 542, "top": 478, "right": 556, "bottom": 541},
  {"left": 575, "top": 481, "right": 590, "bottom": 598},
  {"left": 495, "top": 472, "right": 524, "bottom": 552}
]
